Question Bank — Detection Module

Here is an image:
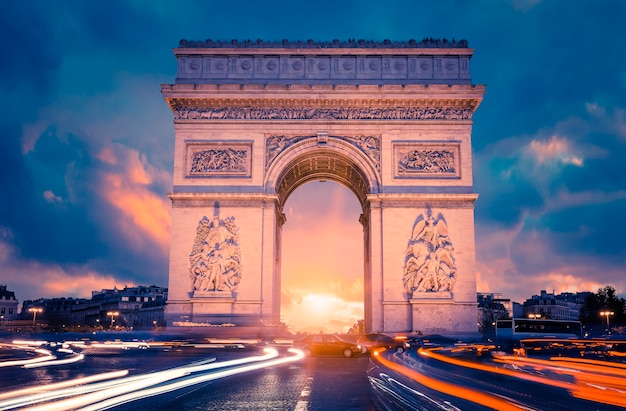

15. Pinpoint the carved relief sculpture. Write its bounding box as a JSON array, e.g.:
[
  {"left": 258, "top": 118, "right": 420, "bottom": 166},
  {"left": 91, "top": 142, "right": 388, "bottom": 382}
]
[
  {"left": 394, "top": 143, "right": 460, "bottom": 178},
  {"left": 186, "top": 142, "right": 252, "bottom": 177},
  {"left": 265, "top": 134, "right": 380, "bottom": 172},
  {"left": 189, "top": 215, "right": 242, "bottom": 294},
  {"left": 398, "top": 149, "right": 455, "bottom": 174},
  {"left": 403, "top": 210, "right": 456, "bottom": 297},
  {"left": 190, "top": 148, "right": 247, "bottom": 174}
]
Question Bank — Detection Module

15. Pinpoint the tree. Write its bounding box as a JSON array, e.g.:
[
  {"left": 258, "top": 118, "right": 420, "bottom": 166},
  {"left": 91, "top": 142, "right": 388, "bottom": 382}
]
[{"left": 580, "top": 286, "right": 626, "bottom": 332}]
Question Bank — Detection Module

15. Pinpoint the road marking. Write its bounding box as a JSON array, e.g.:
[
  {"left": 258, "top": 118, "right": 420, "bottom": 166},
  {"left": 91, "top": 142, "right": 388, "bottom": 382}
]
[{"left": 294, "top": 376, "right": 313, "bottom": 410}]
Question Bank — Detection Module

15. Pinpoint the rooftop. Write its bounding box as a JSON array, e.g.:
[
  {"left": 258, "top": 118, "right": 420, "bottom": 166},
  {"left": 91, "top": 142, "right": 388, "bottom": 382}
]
[{"left": 178, "top": 38, "right": 469, "bottom": 49}]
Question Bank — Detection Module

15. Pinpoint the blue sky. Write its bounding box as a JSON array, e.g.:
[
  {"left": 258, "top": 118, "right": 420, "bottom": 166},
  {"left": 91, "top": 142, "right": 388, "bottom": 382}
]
[{"left": 1, "top": 1, "right": 625, "bottom": 329}]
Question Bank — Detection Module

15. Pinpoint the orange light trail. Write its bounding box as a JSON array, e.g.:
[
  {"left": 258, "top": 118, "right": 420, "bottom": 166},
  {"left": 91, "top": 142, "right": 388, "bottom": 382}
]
[
  {"left": 371, "top": 348, "right": 528, "bottom": 410},
  {"left": 423, "top": 344, "right": 626, "bottom": 408}
]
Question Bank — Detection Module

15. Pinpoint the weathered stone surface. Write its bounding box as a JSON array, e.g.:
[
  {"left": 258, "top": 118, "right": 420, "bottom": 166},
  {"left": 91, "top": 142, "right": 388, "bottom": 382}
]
[{"left": 162, "top": 39, "right": 485, "bottom": 334}]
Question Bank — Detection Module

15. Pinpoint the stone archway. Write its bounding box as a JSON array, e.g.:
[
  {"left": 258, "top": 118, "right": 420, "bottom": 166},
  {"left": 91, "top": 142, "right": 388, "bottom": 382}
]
[
  {"left": 266, "top": 136, "right": 378, "bottom": 332},
  {"left": 162, "top": 38, "right": 485, "bottom": 335}
]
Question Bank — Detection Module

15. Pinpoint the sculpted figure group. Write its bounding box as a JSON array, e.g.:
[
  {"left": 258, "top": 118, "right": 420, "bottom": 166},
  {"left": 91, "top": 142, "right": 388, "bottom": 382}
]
[
  {"left": 189, "top": 215, "right": 242, "bottom": 293},
  {"left": 398, "top": 149, "right": 456, "bottom": 174},
  {"left": 403, "top": 211, "right": 456, "bottom": 297}
]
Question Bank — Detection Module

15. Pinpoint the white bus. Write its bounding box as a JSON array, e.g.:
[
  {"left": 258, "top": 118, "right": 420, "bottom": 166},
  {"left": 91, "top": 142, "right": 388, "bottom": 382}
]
[{"left": 495, "top": 318, "right": 583, "bottom": 339}]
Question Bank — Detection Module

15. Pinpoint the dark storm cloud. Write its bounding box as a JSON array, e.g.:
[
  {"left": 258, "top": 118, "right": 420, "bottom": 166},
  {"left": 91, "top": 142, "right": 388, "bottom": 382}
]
[
  {"left": 3, "top": 124, "right": 169, "bottom": 279},
  {"left": 0, "top": 2, "right": 174, "bottom": 300},
  {"left": 470, "top": 1, "right": 626, "bottom": 149}
]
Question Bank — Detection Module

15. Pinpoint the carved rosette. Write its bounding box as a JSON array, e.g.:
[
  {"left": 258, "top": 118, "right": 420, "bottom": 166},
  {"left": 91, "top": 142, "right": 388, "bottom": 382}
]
[
  {"left": 403, "top": 209, "right": 456, "bottom": 298},
  {"left": 174, "top": 106, "right": 473, "bottom": 121},
  {"left": 265, "top": 134, "right": 380, "bottom": 173},
  {"left": 189, "top": 215, "right": 242, "bottom": 295}
]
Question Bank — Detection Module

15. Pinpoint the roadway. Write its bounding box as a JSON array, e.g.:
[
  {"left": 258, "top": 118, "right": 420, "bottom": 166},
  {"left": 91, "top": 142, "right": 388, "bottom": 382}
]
[
  {"left": 1, "top": 335, "right": 625, "bottom": 410},
  {"left": 0, "top": 337, "right": 376, "bottom": 411}
]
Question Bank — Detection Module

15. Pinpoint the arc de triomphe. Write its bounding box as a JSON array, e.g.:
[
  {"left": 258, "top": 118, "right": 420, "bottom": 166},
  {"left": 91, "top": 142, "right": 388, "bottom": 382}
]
[{"left": 162, "top": 39, "right": 485, "bottom": 335}]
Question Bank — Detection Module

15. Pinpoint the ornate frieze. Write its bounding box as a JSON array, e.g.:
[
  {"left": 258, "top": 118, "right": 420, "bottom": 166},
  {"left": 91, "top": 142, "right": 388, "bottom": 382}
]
[
  {"left": 189, "top": 215, "right": 242, "bottom": 295},
  {"left": 394, "top": 142, "right": 460, "bottom": 178},
  {"left": 185, "top": 142, "right": 252, "bottom": 177},
  {"left": 403, "top": 209, "right": 456, "bottom": 298},
  {"left": 265, "top": 134, "right": 380, "bottom": 173},
  {"left": 174, "top": 106, "right": 473, "bottom": 121}
]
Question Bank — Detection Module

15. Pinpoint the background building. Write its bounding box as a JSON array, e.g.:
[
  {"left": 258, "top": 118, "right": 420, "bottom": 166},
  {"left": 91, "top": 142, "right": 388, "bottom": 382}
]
[
  {"left": 477, "top": 292, "right": 511, "bottom": 335},
  {"left": 522, "top": 290, "right": 589, "bottom": 321},
  {"left": 0, "top": 285, "right": 19, "bottom": 324},
  {"left": 18, "top": 285, "right": 168, "bottom": 331}
]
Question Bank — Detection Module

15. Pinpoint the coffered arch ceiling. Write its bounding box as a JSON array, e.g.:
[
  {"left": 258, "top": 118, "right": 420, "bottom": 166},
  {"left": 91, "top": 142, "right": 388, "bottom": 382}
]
[{"left": 275, "top": 149, "right": 371, "bottom": 211}]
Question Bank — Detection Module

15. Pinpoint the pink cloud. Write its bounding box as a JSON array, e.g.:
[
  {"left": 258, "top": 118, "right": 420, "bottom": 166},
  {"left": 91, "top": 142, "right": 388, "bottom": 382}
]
[
  {"left": 42, "top": 190, "right": 62, "bottom": 204},
  {"left": 0, "top": 232, "right": 127, "bottom": 307},
  {"left": 96, "top": 144, "right": 171, "bottom": 255},
  {"left": 526, "top": 135, "right": 583, "bottom": 166},
  {"left": 476, "top": 222, "right": 626, "bottom": 303}
]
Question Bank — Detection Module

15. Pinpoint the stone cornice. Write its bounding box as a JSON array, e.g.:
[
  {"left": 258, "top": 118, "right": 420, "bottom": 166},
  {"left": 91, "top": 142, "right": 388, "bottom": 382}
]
[
  {"left": 162, "top": 84, "right": 485, "bottom": 111},
  {"left": 168, "top": 192, "right": 279, "bottom": 207},
  {"left": 162, "top": 83, "right": 484, "bottom": 94},
  {"left": 367, "top": 193, "right": 479, "bottom": 208}
]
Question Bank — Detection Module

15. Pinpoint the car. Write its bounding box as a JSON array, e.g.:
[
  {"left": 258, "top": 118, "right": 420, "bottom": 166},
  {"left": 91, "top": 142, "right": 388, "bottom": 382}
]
[
  {"left": 357, "top": 333, "right": 409, "bottom": 354},
  {"left": 412, "top": 334, "right": 461, "bottom": 348},
  {"left": 294, "top": 334, "right": 362, "bottom": 358}
]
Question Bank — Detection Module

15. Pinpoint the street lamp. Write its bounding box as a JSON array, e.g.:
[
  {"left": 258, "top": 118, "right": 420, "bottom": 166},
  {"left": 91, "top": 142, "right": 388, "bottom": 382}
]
[
  {"left": 28, "top": 307, "right": 43, "bottom": 326},
  {"left": 600, "top": 311, "right": 614, "bottom": 333},
  {"left": 528, "top": 313, "right": 541, "bottom": 320},
  {"left": 107, "top": 311, "right": 119, "bottom": 328}
]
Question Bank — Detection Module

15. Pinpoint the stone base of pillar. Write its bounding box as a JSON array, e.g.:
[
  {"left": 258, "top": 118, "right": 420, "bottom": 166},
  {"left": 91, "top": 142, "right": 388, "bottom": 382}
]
[{"left": 410, "top": 299, "right": 478, "bottom": 335}]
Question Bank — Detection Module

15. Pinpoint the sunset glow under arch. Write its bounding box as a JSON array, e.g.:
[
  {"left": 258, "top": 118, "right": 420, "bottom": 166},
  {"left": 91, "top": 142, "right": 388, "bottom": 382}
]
[{"left": 280, "top": 181, "right": 364, "bottom": 334}]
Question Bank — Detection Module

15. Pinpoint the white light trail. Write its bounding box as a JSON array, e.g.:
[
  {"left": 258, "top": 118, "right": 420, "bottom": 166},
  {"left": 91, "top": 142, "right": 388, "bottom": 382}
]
[
  {"left": 0, "top": 371, "right": 129, "bottom": 401},
  {"left": 2, "top": 347, "right": 301, "bottom": 411},
  {"left": 0, "top": 349, "right": 55, "bottom": 368},
  {"left": 23, "top": 353, "right": 85, "bottom": 368},
  {"left": 78, "top": 348, "right": 304, "bottom": 411}
]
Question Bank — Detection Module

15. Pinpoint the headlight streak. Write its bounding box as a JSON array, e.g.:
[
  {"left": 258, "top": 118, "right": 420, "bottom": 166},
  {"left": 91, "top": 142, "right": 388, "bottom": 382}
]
[
  {"left": 0, "top": 347, "right": 56, "bottom": 368},
  {"left": 4, "top": 347, "right": 302, "bottom": 411},
  {"left": 76, "top": 348, "right": 305, "bottom": 411},
  {"left": 2, "top": 352, "right": 259, "bottom": 411},
  {"left": 0, "top": 371, "right": 130, "bottom": 402},
  {"left": 0, "top": 356, "right": 219, "bottom": 410},
  {"left": 373, "top": 371, "right": 462, "bottom": 410},
  {"left": 23, "top": 353, "right": 85, "bottom": 368}
]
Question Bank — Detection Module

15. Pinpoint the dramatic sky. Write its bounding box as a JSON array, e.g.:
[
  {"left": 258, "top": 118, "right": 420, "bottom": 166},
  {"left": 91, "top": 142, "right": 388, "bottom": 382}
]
[{"left": 1, "top": 1, "right": 625, "bottom": 333}]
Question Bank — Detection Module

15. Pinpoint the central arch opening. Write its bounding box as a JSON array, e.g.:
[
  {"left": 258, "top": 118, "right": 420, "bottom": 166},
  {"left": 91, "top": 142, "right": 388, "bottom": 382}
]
[
  {"left": 280, "top": 180, "right": 364, "bottom": 334},
  {"left": 267, "top": 140, "right": 379, "bottom": 334}
]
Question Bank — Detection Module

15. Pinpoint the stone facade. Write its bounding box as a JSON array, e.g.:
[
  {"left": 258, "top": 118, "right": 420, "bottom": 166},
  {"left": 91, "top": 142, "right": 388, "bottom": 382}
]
[{"left": 162, "top": 39, "right": 485, "bottom": 334}]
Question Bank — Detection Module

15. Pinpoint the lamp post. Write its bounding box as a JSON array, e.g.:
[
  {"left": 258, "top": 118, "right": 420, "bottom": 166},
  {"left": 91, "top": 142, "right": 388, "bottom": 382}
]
[
  {"left": 600, "top": 311, "right": 614, "bottom": 334},
  {"left": 528, "top": 313, "right": 541, "bottom": 320},
  {"left": 107, "top": 311, "right": 119, "bottom": 329},
  {"left": 28, "top": 307, "right": 43, "bottom": 326}
]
